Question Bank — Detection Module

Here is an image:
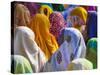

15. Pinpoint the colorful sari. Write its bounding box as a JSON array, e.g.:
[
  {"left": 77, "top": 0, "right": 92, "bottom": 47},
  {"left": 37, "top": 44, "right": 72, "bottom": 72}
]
[
  {"left": 39, "top": 5, "right": 53, "bottom": 18},
  {"left": 70, "top": 7, "right": 88, "bottom": 41},
  {"left": 23, "top": 2, "right": 41, "bottom": 16},
  {"left": 49, "top": 11, "right": 66, "bottom": 42},
  {"left": 82, "top": 6, "right": 97, "bottom": 11},
  {"left": 86, "top": 38, "right": 97, "bottom": 69},
  {"left": 43, "top": 28, "right": 86, "bottom": 72},
  {"left": 70, "top": 7, "right": 87, "bottom": 24},
  {"left": 58, "top": 28, "right": 86, "bottom": 59},
  {"left": 29, "top": 14, "right": 58, "bottom": 60},
  {"left": 43, "top": 41, "right": 70, "bottom": 71}
]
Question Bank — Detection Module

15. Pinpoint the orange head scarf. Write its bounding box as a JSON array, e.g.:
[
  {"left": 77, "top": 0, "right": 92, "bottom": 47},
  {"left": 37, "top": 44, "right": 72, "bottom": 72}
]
[{"left": 29, "top": 14, "right": 58, "bottom": 60}]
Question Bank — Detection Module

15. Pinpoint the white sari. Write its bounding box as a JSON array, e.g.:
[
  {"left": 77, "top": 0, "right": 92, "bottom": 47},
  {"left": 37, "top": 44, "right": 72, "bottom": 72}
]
[{"left": 14, "top": 26, "right": 46, "bottom": 72}]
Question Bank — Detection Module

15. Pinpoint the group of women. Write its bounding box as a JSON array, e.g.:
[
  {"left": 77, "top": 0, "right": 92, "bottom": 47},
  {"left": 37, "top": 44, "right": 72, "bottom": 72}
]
[{"left": 11, "top": 2, "right": 97, "bottom": 74}]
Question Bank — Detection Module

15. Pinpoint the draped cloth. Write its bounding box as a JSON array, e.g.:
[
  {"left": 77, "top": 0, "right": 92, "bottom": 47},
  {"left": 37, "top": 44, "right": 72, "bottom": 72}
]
[
  {"left": 39, "top": 5, "right": 53, "bottom": 18},
  {"left": 49, "top": 12, "right": 66, "bottom": 41},
  {"left": 70, "top": 7, "right": 88, "bottom": 41},
  {"left": 86, "top": 38, "right": 97, "bottom": 69},
  {"left": 70, "top": 7, "right": 88, "bottom": 24},
  {"left": 43, "top": 28, "right": 86, "bottom": 72},
  {"left": 11, "top": 55, "right": 33, "bottom": 74},
  {"left": 23, "top": 2, "right": 41, "bottom": 16},
  {"left": 67, "top": 58, "right": 93, "bottom": 70},
  {"left": 29, "top": 14, "right": 58, "bottom": 60},
  {"left": 14, "top": 26, "right": 46, "bottom": 72},
  {"left": 52, "top": 4, "right": 65, "bottom": 11},
  {"left": 58, "top": 28, "right": 86, "bottom": 59},
  {"left": 87, "top": 11, "right": 97, "bottom": 39},
  {"left": 14, "top": 4, "right": 31, "bottom": 27},
  {"left": 43, "top": 41, "right": 70, "bottom": 72}
]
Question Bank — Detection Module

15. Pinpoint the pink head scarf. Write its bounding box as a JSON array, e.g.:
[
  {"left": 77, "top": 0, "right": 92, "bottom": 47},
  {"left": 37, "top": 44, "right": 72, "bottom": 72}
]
[{"left": 49, "top": 12, "right": 66, "bottom": 41}]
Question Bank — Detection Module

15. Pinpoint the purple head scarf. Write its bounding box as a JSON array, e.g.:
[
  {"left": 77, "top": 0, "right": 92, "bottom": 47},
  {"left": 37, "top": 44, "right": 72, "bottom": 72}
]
[{"left": 23, "top": 2, "right": 41, "bottom": 16}]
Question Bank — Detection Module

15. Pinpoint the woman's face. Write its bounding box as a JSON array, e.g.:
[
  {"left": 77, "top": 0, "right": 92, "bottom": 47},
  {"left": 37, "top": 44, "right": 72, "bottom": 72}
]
[
  {"left": 70, "top": 15, "right": 85, "bottom": 27},
  {"left": 68, "top": 15, "right": 86, "bottom": 33}
]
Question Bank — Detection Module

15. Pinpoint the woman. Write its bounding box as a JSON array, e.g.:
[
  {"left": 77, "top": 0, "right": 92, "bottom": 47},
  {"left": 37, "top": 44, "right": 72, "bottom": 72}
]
[
  {"left": 67, "top": 58, "right": 93, "bottom": 70},
  {"left": 43, "top": 28, "right": 86, "bottom": 72},
  {"left": 39, "top": 5, "right": 53, "bottom": 18},
  {"left": 86, "top": 38, "right": 97, "bottom": 69},
  {"left": 11, "top": 55, "right": 33, "bottom": 74},
  {"left": 29, "top": 14, "right": 58, "bottom": 60},
  {"left": 14, "top": 4, "right": 46, "bottom": 72},
  {"left": 58, "top": 28, "right": 86, "bottom": 59},
  {"left": 14, "top": 3, "right": 31, "bottom": 27},
  {"left": 13, "top": 3, "right": 31, "bottom": 55},
  {"left": 70, "top": 7, "right": 88, "bottom": 41},
  {"left": 14, "top": 26, "right": 46, "bottom": 72},
  {"left": 87, "top": 11, "right": 97, "bottom": 39},
  {"left": 49, "top": 11, "right": 66, "bottom": 42}
]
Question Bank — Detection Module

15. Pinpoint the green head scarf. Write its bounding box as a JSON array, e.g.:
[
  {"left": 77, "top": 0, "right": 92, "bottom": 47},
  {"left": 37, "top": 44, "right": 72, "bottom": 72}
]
[
  {"left": 52, "top": 4, "right": 64, "bottom": 11},
  {"left": 11, "top": 55, "right": 33, "bottom": 74},
  {"left": 87, "top": 38, "right": 97, "bottom": 69}
]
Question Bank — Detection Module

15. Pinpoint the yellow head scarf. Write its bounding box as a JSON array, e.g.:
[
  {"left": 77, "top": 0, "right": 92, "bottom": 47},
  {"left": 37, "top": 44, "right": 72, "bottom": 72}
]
[
  {"left": 14, "top": 4, "right": 31, "bottom": 27},
  {"left": 39, "top": 5, "right": 53, "bottom": 18},
  {"left": 70, "top": 7, "right": 87, "bottom": 24},
  {"left": 29, "top": 14, "right": 58, "bottom": 60}
]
